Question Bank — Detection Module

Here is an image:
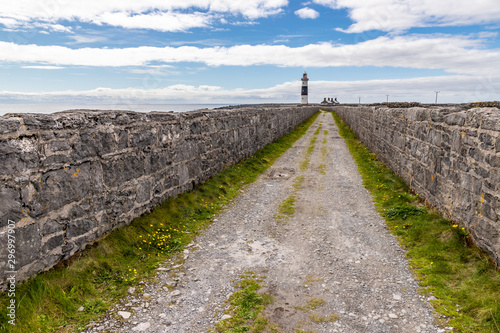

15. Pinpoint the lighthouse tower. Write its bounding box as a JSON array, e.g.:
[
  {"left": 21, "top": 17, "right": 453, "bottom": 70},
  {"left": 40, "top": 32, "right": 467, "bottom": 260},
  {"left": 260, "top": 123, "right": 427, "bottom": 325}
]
[{"left": 301, "top": 71, "right": 309, "bottom": 104}]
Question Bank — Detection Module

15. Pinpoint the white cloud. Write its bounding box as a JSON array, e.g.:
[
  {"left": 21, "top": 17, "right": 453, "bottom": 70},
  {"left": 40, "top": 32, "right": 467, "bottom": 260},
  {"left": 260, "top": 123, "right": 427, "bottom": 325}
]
[
  {"left": 67, "top": 35, "right": 109, "bottom": 44},
  {"left": 93, "top": 11, "right": 212, "bottom": 32},
  {"left": 295, "top": 7, "right": 319, "bottom": 19},
  {"left": 1, "top": 34, "right": 498, "bottom": 76},
  {"left": 21, "top": 65, "right": 64, "bottom": 69},
  {"left": 314, "top": 0, "right": 500, "bottom": 32},
  {"left": 0, "top": 0, "right": 288, "bottom": 32},
  {"left": 0, "top": 17, "right": 73, "bottom": 32},
  {"left": 0, "top": 75, "right": 498, "bottom": 106}
]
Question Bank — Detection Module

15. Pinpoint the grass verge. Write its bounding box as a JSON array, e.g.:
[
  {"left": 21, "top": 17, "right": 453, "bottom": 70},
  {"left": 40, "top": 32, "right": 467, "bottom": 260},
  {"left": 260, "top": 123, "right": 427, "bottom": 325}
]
[
  {"left": 329, "top": 111, "right": 500, "bottom": 333},
  {"left": 0, "top": 112, "right": 320, "bottom": 333}
]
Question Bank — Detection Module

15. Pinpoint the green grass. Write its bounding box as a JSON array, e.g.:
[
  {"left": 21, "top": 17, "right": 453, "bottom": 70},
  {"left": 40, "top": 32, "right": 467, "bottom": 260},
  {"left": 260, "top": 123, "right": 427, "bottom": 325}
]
[
  {"left": 277, "top": 196, "right": 297, "bottom": 216},
  {"left": 308, "top": 312, "right": 338, "bottom": 323},
  {"left": 0, "top": 112, "right": 320, "bottom": 333},
  {"left": 299, "top": 124, "right": 320, "bottom": 171},
  {"left": 329, "top": 110, "right": 500, "bottom": 333},
  {"left": 318, "top": 163, "right": 326, "bottom": 175},
  {"left": 314, "top": 123, "right": 322, "bottom": 136},
  {"left": 214, "top": 272, "right": 273, "bottom": 333},
  {"left": 274, "top": 175, "right": 305, "bottom": 220},
  {"left": 295, "top": 298, "right": 325, "bottom": 312}
]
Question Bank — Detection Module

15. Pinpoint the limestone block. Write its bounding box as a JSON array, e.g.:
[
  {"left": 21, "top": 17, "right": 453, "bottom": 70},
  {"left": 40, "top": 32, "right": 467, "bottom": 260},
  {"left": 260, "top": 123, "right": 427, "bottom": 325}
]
[
  {"left": 0, "top": 186, "right": 23, "bottom": 228},
  {"left": 480, "top": 112, "right": 500, "bottom": 131},
  {"left": 42, "top": 154, "right": 70, "bottom": 168},
  {"left": 66, "top": 219, "right": 97, "bottom": 239},
  {"left": 42, "top": 234, "right": 64, "bottom": 254},
  {"left": 48, "top": 140, "right": 71, "bottom": 152},
  {"left": 0, "top": 117, "right": 22, "bottom": 134},
  {"left": 149, "top": 149, "right": 172, "bottom": 173},
  {"left": 136, "top": 178, "right": 153, "bottom": 203},
  {"left": 41, "top": 220, "right": 64, "bottom": 236},
  {"left": 31, "top": 163, "right": 94, "bottom": 216},
  {"left": 479, "top": 133, "right": 495, "bottom": 150},
  {"left": 102, "top": 155, "right": 145, "bottom": 188},
  {"left": 130, "top": 128, "right": 158, "bottom": 148},
  {"left": 16, "top": 223, "right": 41, "bottom": 268},
  {"left": 444, "top": 112, "right": 466, "bottom": 126}
]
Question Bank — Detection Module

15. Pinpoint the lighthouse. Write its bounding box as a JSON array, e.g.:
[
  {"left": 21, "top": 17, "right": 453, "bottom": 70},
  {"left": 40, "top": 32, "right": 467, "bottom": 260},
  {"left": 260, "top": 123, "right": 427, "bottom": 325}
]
[{"left": 301, "top": 71, "right": 309, "bottom": 104}]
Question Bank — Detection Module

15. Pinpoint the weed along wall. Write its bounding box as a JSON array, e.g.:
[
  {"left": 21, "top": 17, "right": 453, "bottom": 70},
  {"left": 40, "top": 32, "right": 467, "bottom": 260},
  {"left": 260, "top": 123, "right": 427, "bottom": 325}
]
[
  {"left": 0, "top": 105, "right": 318, "bottom": 289},
  {"left": 327, "top": 105, "right": 500, "bottom": 265}
]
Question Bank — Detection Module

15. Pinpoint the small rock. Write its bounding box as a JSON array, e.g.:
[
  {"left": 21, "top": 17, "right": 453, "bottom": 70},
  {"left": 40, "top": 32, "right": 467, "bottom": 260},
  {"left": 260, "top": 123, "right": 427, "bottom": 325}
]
[
  {"left": 118, "top": 311, "right": 131, "bottom": 319},
  {"left": 393, "top": 294, "right": 402, "bottom": 301},
  {"left": 221, "top": 314, "right": 232, "bottom": 320},
  {"left": 143, "top": 293, "right": 152, "bottom": 301},
  {"left": 156, "top": 267, "right": 170, "bottom": 271},
  {"left": 128, "top": 287, "right": 136, "bottom": 294},
  {"left": 133, "top": 322, "right": 151, "bottom": 331},
  {"left": 171, "top": 290, "right": 181, "bottom": 297},
  {"left": 77, "top": 306, "right": 84, "bottom": 312},
  {"left": 388, "top": 313, "right": 398, "bottom": 319}
]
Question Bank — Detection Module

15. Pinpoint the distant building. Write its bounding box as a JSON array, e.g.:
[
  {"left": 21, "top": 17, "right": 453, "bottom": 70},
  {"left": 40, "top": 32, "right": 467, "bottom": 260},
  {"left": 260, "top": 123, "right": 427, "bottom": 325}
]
[{"left": 301, "top": 72, "right": 309, "bottom": 104}]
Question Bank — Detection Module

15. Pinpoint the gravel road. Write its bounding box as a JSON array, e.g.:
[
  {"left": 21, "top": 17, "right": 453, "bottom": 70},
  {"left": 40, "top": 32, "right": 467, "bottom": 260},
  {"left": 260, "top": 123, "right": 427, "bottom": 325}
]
[{"left": 82, "top": 111, "right": 451, "bottom": 333}]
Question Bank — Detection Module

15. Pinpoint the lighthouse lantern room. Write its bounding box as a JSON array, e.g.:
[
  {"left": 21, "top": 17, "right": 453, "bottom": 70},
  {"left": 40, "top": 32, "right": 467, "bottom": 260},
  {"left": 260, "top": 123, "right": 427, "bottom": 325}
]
[{"left": 301, "top": 71, "right": 309, "bottom": 104}]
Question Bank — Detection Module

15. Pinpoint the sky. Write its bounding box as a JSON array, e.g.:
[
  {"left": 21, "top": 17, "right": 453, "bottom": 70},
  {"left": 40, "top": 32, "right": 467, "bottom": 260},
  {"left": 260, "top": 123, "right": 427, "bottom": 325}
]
[{"left": 0, "top": 0, "right": 499, "bottom": 105}]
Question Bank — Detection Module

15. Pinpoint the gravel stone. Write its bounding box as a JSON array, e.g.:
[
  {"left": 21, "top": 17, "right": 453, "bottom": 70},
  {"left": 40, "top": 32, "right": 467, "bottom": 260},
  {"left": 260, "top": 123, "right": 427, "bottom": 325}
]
[{"left": 117, "top": 311, "right": 131, "bottom": 320}]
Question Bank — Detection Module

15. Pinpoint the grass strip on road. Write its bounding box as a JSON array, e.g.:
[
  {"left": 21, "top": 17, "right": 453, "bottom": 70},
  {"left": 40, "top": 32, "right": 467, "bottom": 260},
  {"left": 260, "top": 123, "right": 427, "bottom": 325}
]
[
  {"left": 0, "top": 112, "right": 320, "bottom": 333},
  {"left": 330, "top": 111, "right": 500, "bottom": 333}
]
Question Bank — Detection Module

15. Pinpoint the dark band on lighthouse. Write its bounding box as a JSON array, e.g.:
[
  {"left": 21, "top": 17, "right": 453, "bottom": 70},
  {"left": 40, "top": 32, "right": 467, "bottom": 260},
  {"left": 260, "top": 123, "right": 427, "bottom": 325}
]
[{"left": 301, "top": 71, "right": 309, "bottom": 104}]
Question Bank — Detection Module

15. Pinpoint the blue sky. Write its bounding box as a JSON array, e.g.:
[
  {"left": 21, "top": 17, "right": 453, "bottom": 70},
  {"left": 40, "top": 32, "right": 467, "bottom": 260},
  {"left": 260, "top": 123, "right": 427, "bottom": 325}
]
[{"left": 0, "top": 0, "right": 499, "bottom": 104}]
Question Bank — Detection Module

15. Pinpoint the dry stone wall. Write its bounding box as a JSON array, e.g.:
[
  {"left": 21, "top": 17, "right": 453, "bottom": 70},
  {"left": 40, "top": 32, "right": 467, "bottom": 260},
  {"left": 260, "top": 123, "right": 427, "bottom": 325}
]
[
  {"left": 327, "top": 106, "right": 500, "bottom": 265},
  {"left": 0, "top": 106, "right": 318, "bottom": 288}
]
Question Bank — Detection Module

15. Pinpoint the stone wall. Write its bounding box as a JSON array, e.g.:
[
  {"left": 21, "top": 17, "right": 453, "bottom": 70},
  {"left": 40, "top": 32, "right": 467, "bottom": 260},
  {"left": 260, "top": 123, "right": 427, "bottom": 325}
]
[
  {"left": 0, "top": 106, "right": 318, "bottom": 288},
  {"left": 326, "top": 106, "right": 500, "bottom": 265}
]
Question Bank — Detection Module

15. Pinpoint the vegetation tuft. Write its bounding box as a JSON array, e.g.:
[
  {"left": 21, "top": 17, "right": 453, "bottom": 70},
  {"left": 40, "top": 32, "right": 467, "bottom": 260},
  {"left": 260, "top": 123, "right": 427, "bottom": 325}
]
[
  {"left": 386, "top": 205, "right": 426, "bottom": 220},
  {"left": 329, "top": 110, "right": 500, "bottom": 333},
  {"left": 0, "top": 112, "right": 319, "bottom": 333},
  {"left": 214, "top": 272, "right": 273, "bottom": 333},
  {"left": 295, "top": 298, "right": 325, "bottom": 312},
  {"left": 299, "top": 123, "right": 321, "bottom": 171},
  {"left": 468, "top": 101, "right": 500, "bottom": 108},
  {"left": 274, "top": 175, "right": 304, "bottom": 221}
]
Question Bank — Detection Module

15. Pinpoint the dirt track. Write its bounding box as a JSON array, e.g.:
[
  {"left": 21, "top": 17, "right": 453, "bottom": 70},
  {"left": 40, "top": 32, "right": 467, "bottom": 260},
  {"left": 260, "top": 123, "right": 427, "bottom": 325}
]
[{"left": 83, "top": 111, "right": 448, "bottom": 333}]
